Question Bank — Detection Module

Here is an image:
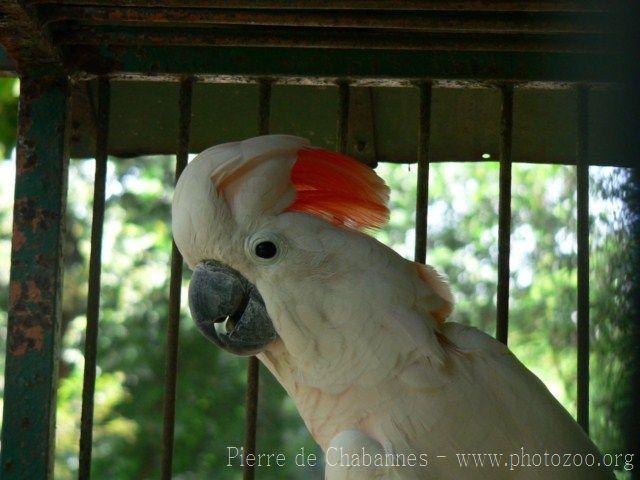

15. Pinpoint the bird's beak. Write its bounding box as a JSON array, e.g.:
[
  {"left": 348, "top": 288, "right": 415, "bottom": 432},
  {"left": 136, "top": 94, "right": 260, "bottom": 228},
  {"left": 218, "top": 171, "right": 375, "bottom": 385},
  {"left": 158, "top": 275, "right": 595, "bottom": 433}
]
[{"left": 188, "top": 260, "right": 278, "bottom": 356}]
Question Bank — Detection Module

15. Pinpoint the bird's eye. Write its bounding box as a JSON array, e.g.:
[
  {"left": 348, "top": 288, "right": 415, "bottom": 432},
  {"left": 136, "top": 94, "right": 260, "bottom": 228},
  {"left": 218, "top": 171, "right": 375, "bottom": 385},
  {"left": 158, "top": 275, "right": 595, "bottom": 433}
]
[
  {"left": 255, "top": 241, "right": 277, "bottom": 259},
  {"left": 245, "top": 231, "right": 286, "bottom": 265}
]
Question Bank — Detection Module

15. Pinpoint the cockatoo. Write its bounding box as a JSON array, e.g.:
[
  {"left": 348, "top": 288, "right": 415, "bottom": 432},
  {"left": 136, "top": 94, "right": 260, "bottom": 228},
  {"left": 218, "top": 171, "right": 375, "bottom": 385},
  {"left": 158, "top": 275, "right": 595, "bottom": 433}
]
[{"left": 172, "top": 135, "right": 613, "bottom": 479}]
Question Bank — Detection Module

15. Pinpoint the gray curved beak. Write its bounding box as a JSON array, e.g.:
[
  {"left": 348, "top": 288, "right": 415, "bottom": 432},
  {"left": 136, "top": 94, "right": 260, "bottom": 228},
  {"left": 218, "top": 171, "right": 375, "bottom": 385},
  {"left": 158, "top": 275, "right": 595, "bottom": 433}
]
[{"left": 188, "top": 260, "right": 278, "bottom": 356}]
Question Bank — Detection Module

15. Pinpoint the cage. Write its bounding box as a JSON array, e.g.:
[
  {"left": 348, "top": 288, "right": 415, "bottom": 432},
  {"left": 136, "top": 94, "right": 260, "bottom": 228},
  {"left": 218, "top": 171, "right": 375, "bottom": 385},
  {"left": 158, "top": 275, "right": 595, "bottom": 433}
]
[{"left": 0, "top": 2, "right": 637, "bottom": 479}]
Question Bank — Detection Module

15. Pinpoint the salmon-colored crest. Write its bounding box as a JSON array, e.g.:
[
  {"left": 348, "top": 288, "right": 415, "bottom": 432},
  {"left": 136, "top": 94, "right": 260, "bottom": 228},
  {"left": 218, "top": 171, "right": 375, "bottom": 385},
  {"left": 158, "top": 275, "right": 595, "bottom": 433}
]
[{"left": 287, "top": 148, "right": 390, "bottom": 230}]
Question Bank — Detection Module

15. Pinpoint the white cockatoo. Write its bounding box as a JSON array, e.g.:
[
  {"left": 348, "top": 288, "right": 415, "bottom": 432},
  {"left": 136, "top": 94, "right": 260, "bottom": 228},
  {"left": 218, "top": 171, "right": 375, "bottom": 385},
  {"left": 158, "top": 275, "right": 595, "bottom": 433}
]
[{"left": 172, "top": 135, "right": 613, "bottom": 479}]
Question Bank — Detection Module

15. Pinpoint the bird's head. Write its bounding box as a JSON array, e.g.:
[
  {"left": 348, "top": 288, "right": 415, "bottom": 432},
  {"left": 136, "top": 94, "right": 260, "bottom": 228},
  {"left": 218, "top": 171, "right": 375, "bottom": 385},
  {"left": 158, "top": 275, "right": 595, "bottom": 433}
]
[{"left": 172, "top": 135, "right": 390, "bottom": 356}]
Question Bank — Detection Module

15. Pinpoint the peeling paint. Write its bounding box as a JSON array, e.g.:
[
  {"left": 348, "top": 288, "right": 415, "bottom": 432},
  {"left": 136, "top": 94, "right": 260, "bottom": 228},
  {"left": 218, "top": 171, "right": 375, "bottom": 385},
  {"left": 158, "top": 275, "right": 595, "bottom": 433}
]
[
  {"left": 9, "top": 281, "right": 21, "bottom": 304},
  {"left": 16, "top": 139, "right": 36, "bottom": 174},
  {"left": 25, "top": 280, "right": 43, "bottom": 303},
  {"left": 29, "top": 208, "right": 49, "bottom": 231},
  {"left": 11, "top": 227, "right": 26, "bottom": 251},
  {"left": 10, "top": 325, "right": 45, "bottom": 356}
]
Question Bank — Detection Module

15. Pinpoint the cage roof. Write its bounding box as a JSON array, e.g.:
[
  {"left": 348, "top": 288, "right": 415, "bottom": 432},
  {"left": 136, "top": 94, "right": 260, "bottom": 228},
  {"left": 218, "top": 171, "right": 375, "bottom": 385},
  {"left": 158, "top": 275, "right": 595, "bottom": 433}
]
[{"left": 0, "top": 1, "right": 637, "bottom": 166}]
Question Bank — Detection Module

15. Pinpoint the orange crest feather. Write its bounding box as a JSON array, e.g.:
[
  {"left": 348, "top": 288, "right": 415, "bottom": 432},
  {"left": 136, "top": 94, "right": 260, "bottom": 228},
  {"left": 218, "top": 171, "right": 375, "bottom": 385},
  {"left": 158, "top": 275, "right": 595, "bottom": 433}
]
[{"left": 287, "top": 148, "right": 390, "bottom": 230}]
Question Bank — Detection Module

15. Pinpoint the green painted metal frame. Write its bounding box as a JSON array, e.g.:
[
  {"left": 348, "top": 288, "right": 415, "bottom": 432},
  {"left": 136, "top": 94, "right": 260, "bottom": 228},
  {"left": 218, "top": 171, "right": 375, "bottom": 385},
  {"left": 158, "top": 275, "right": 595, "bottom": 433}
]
[{"left": 0, "top": 75, "right": 69, "bottom": 480}]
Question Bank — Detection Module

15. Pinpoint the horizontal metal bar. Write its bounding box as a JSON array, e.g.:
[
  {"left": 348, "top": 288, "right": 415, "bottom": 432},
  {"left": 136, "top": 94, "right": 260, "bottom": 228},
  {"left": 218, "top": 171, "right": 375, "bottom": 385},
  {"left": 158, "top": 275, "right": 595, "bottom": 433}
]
[
  {"left": 160, "top": 75, "right": 194, "bottom": 480},
  {"left": 40, "top": 6, "right": 618, "bottom": 34},
  {"left": 496, "top": 84, "right": 513, "bottom": 345},
  {"left": 63, "top": 45, "right": 629, "bottom": 84},
  {"left": 27, "top": 0, "right": 617, "bottom": 13},
  {"left": 78, "top": 76, "right": 110, "bottom": 480},
  {"left": 53, "top": 25, "right": 618, "bottom": 54},
  {"left": 0, "top": 75, "right": 69, "bottom": 480},
  {"left": 576, "top": 85, "right": 590, "bottom": 433}
]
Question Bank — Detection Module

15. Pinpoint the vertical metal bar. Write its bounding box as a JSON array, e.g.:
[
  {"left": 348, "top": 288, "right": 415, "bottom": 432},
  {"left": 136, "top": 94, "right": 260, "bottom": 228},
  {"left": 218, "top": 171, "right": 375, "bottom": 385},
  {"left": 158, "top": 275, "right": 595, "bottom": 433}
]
[
  {"left": 243, "top": 78, "right": 272, "bottom": 480},
  {"left": 160, "top": 76, "right": 194, "bottom": 480},
  {"left": 78, "top": 77, "right": 110, "bottom": 480},
  {"left": 243, "top": 360, "right": 259, "bottom": 480},
  {"left": 337, "top": 80, "right": 350, "bottom": 153},
  {"left": 0, "top": 75, "right": 69, "bottom": 480},
  {"left": 415, "top": 81, "right": 432, "bottom": 264},
  {"left": 496, "top": 84, "right": 514, "bottom": 345},
  {"left": 257, "top": 78, "right": 271, "bottom": 136},
  {"left": 576, "top": 85, "right": 590, "bottom": 434}
]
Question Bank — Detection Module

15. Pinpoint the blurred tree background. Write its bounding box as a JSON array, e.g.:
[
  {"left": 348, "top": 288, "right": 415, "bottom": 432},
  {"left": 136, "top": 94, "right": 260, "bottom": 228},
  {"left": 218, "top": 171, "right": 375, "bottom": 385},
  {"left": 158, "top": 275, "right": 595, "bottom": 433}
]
[{"left": 0, "top": 77, "right": 635, "bottom": 478}]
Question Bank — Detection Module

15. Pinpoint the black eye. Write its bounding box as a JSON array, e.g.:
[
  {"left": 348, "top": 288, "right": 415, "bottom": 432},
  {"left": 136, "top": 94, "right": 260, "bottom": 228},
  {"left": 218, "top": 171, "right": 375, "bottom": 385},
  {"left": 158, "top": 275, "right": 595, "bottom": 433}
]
[{"left": 255, "top": 241, "right": 277, "bottom": 259}]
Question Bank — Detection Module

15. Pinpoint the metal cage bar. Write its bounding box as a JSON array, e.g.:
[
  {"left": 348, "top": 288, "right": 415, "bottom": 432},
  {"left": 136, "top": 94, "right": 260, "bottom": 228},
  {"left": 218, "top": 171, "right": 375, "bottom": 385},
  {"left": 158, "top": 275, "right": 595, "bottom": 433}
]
[
  {"left": 160, "top": 76, "right": 194, "bottom": 480},
  {"left": 496, "top": 84, "right": 514, "bottom": 345},
  {"left": 78, "top": 77, "right": 110, "bottom": 480},
  {"left": 576, "top": 85, "right": 590, "bottom": 433},
  {"left": 0, "top": 75, "right": 69, "bottom": 480},
  {"left": 243, "top": 78, "right": 273, "bottom": 480},
  {"left": 337, "top": 80, "right": 350, "bottom": 153},
  {"left": 414, "top": 81, "right": 432, "bottom": 264}
]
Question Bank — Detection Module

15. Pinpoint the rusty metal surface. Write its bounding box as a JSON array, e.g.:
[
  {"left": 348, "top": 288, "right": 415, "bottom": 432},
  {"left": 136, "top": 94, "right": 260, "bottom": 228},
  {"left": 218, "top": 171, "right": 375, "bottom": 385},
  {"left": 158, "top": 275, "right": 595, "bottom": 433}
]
[
  {"left": 0, "top": 75, "right": 69, "bottom": 480},
  {"left": 40, "top": 6, "right": 620, "bottom": 35},
  {"left": 26, "top": 0, "right": 618, "bottom": 13},
  {"left": 496, "top": 85, "right": 513, "bottom": 345},
  {"left": 52, "top": 25, "right": 619, "bottom": 54},
  {"left": 0, "top": 1, "right": 64, "bottom": 74},
  {"left": 31, "top": 0, "right": 632, "bottom": 61}
]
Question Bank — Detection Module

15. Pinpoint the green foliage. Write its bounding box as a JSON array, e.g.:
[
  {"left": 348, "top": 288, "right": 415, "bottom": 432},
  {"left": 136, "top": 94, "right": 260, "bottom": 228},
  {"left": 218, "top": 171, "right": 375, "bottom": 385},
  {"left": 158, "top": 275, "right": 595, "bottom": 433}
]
[{"left": 0, "top": 78, "right": 18, "bottom": 159}]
